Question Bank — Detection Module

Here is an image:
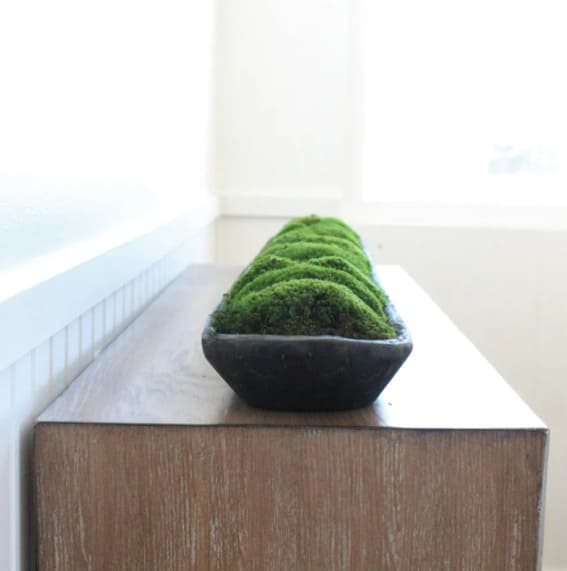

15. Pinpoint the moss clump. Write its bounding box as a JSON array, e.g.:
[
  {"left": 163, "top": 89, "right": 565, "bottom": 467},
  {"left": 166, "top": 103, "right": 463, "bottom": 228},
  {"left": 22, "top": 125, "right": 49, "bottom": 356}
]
[
  {"left": 259, "top": 241, "right": 372, "bottom": 275},
  {"left": 229, "top": 255, "right": 292, "bottom": 297},
  {"left": 234, "top": 262, "right": 388, "bottom": 321},
  {"left": 275, "top": 215, "right": 361, "bottom": 246},
  {"left": 211, "top": 215, "right": 395, "bottom": 340},
  {"left": 277, "top": 214, "right": 361, "bottom": 245},
  {"left": 213, "top": 279, "right": 395, "bottom": 339},
  {"left": 265, "top": 228, "right": 363, "bottom": 256},
  {"left": 309, "top": 256, "right": 387, "bottom": 305}
]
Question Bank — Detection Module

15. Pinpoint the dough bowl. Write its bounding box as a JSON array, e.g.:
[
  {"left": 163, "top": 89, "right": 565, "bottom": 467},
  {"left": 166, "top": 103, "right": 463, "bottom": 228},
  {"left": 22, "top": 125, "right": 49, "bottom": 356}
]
[{"left": 201, "top": 271, "right": 412, "bottom": 411}]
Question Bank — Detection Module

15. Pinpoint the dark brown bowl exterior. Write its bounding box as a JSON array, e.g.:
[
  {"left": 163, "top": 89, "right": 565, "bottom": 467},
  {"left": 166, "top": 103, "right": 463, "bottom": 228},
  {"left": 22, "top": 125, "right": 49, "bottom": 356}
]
[{"left": 201, "top": 289, "right": 413, "bottom": 412}]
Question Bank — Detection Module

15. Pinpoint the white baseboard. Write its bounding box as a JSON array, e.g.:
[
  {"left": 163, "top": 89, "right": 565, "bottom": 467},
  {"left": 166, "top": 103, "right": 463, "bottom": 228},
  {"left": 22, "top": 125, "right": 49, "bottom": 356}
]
[
  {"left": 219, "top": 192, "right": 567, "bottom": 231},
  {"left": 219, "top": 192, "right": 341, "bottom": 218}
]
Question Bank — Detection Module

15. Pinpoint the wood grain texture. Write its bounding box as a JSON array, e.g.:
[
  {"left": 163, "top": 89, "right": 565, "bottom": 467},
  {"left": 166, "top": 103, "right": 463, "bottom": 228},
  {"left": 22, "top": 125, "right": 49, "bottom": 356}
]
[
  {"left": 38, "top": 265, "right": 545, "bottom": 429},
  {"left": 34, "top": 264, "right": 549, "bottom": 570},
  {"left": 35, "top": 424, "right": 547, "bottom": 571}
]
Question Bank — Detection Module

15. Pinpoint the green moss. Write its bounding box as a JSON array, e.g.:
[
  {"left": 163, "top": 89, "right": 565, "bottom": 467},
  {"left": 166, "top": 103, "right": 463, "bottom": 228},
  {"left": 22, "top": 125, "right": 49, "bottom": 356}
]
[
  {"left": 278, "top": 215, "right": 360, "bottom": 243},
  {"left": 265, "top": 228, "right": 363, "bottom": 255},
  {"left": 275, "top": 216, "right": 361, "bottom": 246},
  {"left": 309, "top": 256, "right": 387, "bottom": 305},
  {"left": 213, "top": 279, "right": 395, "bottom": 339},
  {"left": 259, "top": 241, "right": 372, "bottom": 275},
  {"left": 211, "top": 215, "right": 395, "bottom": 340},
  {"left": 234, "top": 262, "right": 388, "bottom": 320},
  {"left": 229, "top": 255, "right": 293, "bottom": 297}
]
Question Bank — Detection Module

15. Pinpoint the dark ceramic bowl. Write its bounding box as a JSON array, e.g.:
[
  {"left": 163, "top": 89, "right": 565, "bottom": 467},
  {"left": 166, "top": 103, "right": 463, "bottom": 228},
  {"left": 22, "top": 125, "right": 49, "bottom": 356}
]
[{"left": 201, "top": 268, "right": 412, "bottom": 412}]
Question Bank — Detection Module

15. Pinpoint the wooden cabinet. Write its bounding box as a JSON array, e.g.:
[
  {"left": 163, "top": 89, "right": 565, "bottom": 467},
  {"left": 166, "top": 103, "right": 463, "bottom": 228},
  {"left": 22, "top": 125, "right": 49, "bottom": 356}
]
[{"left": 34, "top": 265, "right": 548, "bottom": 570}]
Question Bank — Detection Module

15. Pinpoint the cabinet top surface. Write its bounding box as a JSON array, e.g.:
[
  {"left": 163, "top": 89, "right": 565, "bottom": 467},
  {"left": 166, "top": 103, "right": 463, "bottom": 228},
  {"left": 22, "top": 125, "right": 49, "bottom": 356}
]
[{"left": 38, "top": 264, "right": 545, "bottom": 430}]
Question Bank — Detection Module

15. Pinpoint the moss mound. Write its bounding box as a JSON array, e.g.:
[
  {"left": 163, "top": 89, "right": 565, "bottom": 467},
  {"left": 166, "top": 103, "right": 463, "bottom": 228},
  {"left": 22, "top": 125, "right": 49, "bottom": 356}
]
[
  {"left": 211, "top": 215, "right": 395, "bottom": 340},
  {"left": 213, "top": 279, "right": 395, "bottom": 339},
  {"left": 260, "top": 241, "right": 371, "bottom": 275},
  {"left": 229, "top": 255, "right": 292, "bottom": 297},
  {"left": 277, "top": 215, "right": 360, "bottom": 244},
  {"left": 309, "top": 256, "right": 387, "bottom": 305},
  {"left": 234, "top": 262, "right": 388, "bottom": 320},
  {"left": 265, "top": 228, "right": 363, "bottom": 255},
  {"left": 275, "top": 215, "right": 361, "bottom": 246}
]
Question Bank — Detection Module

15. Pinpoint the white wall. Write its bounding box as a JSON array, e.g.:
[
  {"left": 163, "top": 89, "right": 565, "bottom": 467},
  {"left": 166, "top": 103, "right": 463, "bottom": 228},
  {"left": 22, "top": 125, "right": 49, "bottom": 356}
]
[
  {"left": 213, "top": 0, "right": 359, "bottom": 198},
  {"left": 215, "top": 216, "right": 567, "bottom": 570},
  {"left": 0, "top": 0, "right": 215, "bottom": 273}
]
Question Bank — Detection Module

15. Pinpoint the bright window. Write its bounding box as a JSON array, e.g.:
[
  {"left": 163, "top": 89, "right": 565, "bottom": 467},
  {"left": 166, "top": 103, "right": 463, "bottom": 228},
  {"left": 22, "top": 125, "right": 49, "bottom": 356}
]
[{"left": 361, "top": 0, "right": 567, "bottom": 206}]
